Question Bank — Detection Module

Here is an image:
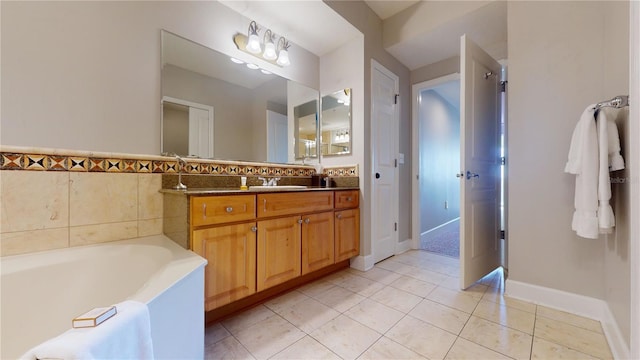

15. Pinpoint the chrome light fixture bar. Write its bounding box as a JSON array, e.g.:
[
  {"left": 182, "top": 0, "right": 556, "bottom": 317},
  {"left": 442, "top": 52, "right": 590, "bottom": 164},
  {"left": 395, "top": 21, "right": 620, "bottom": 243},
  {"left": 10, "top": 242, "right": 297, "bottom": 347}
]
[{"left": 233, "top": 21, "right": 291, "bottom": 67}]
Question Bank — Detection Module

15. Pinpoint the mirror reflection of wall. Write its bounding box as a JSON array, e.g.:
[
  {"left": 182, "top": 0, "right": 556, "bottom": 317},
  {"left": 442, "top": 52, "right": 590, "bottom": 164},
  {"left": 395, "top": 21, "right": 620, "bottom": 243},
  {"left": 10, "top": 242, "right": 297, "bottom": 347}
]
[
  {"left": 321, "top": 88, "right": 352, "bottom": 156},
  {"left": 162, "top": 102, "right": 189, "bottom": 156}
]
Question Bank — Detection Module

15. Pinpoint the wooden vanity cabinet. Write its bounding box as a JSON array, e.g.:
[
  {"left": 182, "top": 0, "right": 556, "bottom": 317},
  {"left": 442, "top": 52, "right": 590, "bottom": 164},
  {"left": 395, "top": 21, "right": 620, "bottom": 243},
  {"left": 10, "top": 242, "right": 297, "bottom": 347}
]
[
  {"left": 193, "top": 223, "right": 257, "bottom": 311},
  {"left": 334, "top": 190, "right": 360, "bottom": 262},
  {"left": 256, "top": 191, "right": 334, "bottom": 290},
  {"left": 184, "top": 189, "right": 359, "bottom": 317},
  {"left": 257, "top": 216, "right": 301, "bottom": 291},
  {"left": 190, "top": 195, "right": 258, "bottom": 312},
  {"left": 301, "top": 211, "right": 335, "bottom": 275}
]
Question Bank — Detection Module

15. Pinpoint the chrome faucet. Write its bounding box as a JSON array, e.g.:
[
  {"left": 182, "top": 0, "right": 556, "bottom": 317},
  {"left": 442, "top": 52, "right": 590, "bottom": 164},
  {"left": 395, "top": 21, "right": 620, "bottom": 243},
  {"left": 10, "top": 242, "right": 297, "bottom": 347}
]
[
  {"left": 257, "top": 176, "right": 280, "bottom": 186},
  {"left": 268, "top": 177, "right": 281, "bottom": 186},
  {"left": 173, "top": 154, "right": 187, "bottom": 190}
]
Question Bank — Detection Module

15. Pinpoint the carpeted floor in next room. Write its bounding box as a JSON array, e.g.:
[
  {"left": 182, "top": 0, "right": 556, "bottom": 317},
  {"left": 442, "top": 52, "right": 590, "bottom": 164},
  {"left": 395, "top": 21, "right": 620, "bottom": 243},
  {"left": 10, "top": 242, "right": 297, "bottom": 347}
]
[{"left": 420, "top": 227, "right": 460, "bottom": 258}]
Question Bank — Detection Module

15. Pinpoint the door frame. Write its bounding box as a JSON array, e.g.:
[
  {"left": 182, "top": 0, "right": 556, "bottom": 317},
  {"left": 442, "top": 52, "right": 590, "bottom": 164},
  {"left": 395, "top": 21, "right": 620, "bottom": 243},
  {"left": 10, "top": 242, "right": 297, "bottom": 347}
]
[
  {"left": 161, "top": 96, "right": 214, "bottom": 157},
  {"left": 411, "top": 73, "right": 461, "bottom": 250},
  {"left": 371, "top": 59, "right": 399, "bottom": 263}
]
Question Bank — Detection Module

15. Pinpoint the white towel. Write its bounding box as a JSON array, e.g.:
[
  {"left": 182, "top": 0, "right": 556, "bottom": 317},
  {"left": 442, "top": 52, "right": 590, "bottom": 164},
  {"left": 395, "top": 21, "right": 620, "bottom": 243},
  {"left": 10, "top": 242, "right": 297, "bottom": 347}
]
[
  {"left": 565, "top": 105, "right": 599, "bottom": 238},
  {"left": 596, "top": 108, "right": 625, "bottom": 234},
  {"left": 21, "top": 300, "right": 154, "bottom": 360}
]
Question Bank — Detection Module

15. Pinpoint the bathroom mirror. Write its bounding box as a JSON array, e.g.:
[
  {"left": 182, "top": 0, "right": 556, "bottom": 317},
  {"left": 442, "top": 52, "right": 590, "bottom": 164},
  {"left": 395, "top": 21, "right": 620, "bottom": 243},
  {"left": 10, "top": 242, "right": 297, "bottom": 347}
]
[
  {"left": 294, "top": 98, "right": 319, "bottom": 159},
  {"left": 321, "top": 88, "right": 352, "bottom": 156},
  {"left": 161, "top": 30, "right": 318, "bottom": 163}
]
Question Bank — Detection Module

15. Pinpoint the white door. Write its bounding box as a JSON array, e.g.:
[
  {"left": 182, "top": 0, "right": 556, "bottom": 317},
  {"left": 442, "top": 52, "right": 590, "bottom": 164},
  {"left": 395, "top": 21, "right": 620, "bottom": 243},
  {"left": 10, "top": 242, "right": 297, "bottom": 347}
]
[
  {"left": 459, "top": 35, "right": 502, "bottom": 289},
  {"left": 266, "top": 110, "right": 288, "bottom": 163},
  {"left": 189, "top": 106, "right": 214, "bottom": 158},
  {"left": 371, "top": 60, "right": 399, "bottom": 263}
]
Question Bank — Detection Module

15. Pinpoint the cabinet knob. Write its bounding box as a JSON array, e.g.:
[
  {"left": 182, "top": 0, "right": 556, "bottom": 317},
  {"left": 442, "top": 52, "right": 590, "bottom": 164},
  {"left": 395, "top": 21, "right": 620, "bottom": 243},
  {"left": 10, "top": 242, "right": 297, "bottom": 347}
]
[
  {"left": 297, "top": 219, "right": 303, "bottom": 224},
  {"left": 347, "top": 197, "right": 352, "bottom": 201},
  {"left": 304, "top": 218, "right": 310, "bottom": 224},
  {"left": 336, "top": 213, "right": 343, "bottom": 219},
  {"left": 226, "top": 206, "right": 233, "bottom": 213},
  {"left": 250, "top": 226, "right": 257, "bottom": 232}
]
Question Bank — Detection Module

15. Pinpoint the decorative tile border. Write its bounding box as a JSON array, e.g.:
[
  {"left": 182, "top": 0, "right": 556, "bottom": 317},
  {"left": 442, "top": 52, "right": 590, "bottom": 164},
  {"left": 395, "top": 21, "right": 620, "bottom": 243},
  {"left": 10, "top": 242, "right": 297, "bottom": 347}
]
[{"left": 0, "top": 146, "right": 359, "bottom": 177}]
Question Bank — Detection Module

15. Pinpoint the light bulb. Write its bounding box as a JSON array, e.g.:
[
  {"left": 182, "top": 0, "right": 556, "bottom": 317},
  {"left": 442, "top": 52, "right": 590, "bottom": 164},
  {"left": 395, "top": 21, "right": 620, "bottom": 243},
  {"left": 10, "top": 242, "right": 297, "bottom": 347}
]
[
  {"left": 246, "top": 33, "right": 261, "bottom": 54},
  {"left": 276, "top": 49, "right": 290, "bottom": 66},
  {"left": 263, "top": 41, "right": 277, "bottom": 60}
]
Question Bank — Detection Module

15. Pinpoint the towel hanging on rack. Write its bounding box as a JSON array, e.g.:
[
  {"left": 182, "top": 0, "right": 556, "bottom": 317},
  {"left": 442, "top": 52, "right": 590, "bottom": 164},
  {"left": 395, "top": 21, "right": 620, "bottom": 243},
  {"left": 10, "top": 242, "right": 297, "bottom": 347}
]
[{"left": 565, "top": 103, "right": 625, "bottom": 239}]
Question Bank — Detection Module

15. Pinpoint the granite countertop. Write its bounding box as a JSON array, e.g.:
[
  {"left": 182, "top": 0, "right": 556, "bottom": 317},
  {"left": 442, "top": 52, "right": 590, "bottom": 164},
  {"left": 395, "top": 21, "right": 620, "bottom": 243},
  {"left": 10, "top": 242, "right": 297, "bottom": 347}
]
[{"left": 160, "top": 186, "right": 360, "bottom": 196}]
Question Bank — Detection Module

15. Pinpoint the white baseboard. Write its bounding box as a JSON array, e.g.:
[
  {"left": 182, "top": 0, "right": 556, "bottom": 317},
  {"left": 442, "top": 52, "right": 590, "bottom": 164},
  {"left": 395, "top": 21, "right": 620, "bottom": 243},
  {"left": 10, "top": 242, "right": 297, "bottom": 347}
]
[
  {"left": 506, "top": 279, "right": 630, "bottom": 359},
  {"left": 350, "top": 254, "right": 374, "bottom": 271},
  {"left": 396, "top": 238, "right": 412, "bottom": 254}
]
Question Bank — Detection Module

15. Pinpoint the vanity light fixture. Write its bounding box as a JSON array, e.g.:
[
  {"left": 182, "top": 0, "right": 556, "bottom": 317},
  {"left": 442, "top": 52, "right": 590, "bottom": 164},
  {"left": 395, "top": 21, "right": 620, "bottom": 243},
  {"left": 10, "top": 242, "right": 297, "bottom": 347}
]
[
  {"left": 276, "top": 37, "right": 291, "bottom": 66},
  {"left": 245, "top": 21, "right": 262, "bottom": 54},
  {"left": 233, "top": 21, "right": 291, "bottom": 67},
  {"left": 262, "top": 30, "right": 277, "bottom": 60}
]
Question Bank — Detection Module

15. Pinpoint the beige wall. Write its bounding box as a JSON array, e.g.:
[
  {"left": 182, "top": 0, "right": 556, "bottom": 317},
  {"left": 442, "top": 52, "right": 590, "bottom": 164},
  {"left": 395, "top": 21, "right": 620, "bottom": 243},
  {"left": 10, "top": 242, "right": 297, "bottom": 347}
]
[
  {"left": 1, "top": 1, "right": 319, "bottom": 155},
  {"left": 324, "top": 0, "right": 411, "bottom": 258},
  {"left": 508, "top": 0, "right": 630, "bottom": 344},
  {"left": 603, "top": 1, "right": 631, "bottom": 346}
]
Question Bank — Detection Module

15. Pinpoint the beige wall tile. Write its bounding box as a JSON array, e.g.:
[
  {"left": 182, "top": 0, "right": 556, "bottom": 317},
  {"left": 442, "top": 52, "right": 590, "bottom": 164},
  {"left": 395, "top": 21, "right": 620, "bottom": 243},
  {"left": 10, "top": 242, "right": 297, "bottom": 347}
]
[
  {"left": 138, "top": 174, "right": 162, "bottom": 220},
  {"left": 0, "top": 228, "right": 69, "bottom": 256},
  {"left": 0, "top": 171, "right": 69, "bottom": 233},
  {"left": 70, "top": 172, "right": 137, "bottom": 226},
  {"left": 70, "top": 221, "right": 138, "bottom": 246},
  {"left": 138, "top": 218, "right": 162, "bottom": 237}
]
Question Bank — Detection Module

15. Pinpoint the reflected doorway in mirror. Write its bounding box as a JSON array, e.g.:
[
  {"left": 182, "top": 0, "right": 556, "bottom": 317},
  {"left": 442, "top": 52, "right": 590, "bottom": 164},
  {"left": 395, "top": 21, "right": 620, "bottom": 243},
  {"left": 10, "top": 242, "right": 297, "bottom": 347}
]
[{"left": 161, "top": 96, "right": 214, "bottom": 158}]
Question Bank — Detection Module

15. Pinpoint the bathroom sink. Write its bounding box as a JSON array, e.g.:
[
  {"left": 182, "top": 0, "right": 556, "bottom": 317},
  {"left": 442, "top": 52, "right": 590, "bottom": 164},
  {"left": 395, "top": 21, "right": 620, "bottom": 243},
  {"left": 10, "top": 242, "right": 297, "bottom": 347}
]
[{"left": 249, "top": 185, "right": 308, "bottom": 191}]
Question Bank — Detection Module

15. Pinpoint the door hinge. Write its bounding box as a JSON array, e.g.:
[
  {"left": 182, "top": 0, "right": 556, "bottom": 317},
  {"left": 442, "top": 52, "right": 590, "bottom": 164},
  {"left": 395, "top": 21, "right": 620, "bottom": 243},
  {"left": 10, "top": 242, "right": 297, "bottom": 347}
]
[
  {"left": 500, "top": 81, "right": 507, "bottom": 93},
  {"left": 394, "top": 222, "right": 398, "bottom": 231},
  {"left": 394, "top": 159, "right": 398, "bottom": 168},
  {"left": 394, "top": 94, "right": 399, "bottom": 104},
  {"left": 501, "top": 156, "right": 506, "bottom": 165},
  {"left": 500, "top": 230, "right": 505, "bottom": 239}
]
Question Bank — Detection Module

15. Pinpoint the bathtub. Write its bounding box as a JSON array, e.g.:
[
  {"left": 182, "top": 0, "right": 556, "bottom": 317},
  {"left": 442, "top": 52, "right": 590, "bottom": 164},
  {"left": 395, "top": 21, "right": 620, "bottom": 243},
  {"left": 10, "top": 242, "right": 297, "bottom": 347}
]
[{"left": 0, "top": 235, "right": 207, "bottom": 359}]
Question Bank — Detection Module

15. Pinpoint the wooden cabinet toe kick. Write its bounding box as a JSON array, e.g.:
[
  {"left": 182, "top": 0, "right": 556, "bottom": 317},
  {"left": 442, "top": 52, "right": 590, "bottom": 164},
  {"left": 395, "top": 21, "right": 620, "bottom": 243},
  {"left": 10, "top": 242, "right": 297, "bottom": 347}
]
[{"left": 205, "top": 259, "right": 350, "bottom": 325}]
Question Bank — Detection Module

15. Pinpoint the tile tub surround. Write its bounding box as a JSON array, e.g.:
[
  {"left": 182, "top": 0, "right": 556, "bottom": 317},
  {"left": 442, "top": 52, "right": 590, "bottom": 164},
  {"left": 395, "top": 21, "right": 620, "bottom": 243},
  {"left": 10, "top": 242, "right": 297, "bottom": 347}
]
[
  {"left": 0, "top": 170, "right": 163, "bottom": 256},
  {"left": 0, "top": 146, "right": 359, "bottom": 256}
]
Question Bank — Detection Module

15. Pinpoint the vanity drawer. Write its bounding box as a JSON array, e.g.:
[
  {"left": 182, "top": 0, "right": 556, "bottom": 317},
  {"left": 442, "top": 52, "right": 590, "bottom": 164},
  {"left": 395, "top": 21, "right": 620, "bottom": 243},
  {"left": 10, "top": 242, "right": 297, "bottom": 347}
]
[
  {"left": 191, "top": 195, "right": 256, "bottom": 227},
  {"left": 335, "top": 190, "right": 359, "bottom": 209},
  {"left": 257, "top": 191, "right": 334, "bottom": 218}
]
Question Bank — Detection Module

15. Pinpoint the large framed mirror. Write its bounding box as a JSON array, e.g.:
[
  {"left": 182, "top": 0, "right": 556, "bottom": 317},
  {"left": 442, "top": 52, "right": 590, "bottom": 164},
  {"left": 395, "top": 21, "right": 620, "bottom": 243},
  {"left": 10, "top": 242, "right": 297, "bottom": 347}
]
[
  {"left": 161, "top": 30, "right": 319, "bottom": 163},
  {"left": 321, "top": 88, "right": 352, "bottom": 156}
]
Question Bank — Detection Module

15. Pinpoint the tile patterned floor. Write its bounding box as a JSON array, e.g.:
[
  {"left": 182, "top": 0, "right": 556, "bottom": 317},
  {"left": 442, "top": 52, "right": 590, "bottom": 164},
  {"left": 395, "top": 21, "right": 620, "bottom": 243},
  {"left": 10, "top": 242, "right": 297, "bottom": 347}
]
[{"left": 204, "top": 250, "right": 613, "bottom": 359}]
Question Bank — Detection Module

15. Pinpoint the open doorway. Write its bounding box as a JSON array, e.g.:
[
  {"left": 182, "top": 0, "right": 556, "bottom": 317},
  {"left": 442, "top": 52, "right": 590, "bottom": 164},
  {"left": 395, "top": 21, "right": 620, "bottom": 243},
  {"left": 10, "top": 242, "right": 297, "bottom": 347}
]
[
  {"left": 412, "top": 69, "right": 507, "bottom": 262},
  {"left": 415, "top": 77, "right": 461, "bottom": 258}
]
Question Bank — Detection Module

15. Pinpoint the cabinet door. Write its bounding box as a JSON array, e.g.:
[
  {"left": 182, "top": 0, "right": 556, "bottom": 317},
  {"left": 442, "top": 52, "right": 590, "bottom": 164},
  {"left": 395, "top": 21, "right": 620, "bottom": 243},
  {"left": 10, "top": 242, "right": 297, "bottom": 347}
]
[
  {"left": 192, "top": 223, "right": 256, "bottom": 311},
  {"left": 301, "top": 211, "right": 335, "bottom": 275},
  {"left": 257, "top": 216, "right": 301, "bottom": 291},
  {"left": 335, "top": 209, "right": 360, "bottom": 262}
]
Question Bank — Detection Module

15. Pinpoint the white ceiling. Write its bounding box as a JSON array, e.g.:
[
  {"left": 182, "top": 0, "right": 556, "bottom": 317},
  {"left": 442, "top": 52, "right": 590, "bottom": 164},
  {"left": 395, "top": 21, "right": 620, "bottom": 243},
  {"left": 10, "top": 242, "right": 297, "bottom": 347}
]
[
  {"left": 386, "top": 1, "right": 507, "bottom": 70},
  {"left": 219, "top": 0, "right": 362, "bottom": 57},
  {"left": 364, "top": 0, "right": 419, "bottom": 20},
  {"left": 217, "top": 0, "right": 507, "bottom": 74}
]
